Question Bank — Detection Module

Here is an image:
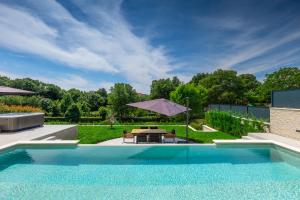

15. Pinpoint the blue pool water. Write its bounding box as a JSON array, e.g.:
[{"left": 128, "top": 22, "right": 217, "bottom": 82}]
[{"left": 1, "top": 145, "right": 300, "bottom": 200}]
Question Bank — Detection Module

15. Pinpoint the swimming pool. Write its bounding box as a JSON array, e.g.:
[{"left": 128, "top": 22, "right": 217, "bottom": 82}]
[{"left": 1, "top": 145, "right": 300, "bottom": 199}]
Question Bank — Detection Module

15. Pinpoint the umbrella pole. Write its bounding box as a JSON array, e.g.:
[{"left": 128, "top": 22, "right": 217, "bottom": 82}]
[{"left": 185, "top": 97, "right": 189, "bottom": 143}]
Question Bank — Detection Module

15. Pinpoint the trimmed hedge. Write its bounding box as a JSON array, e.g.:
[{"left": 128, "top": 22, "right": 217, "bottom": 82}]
[
  {"left": 45, "top": 117, "right": 102, "bottom": 123},
  {"left": 205, "top": 110, "right": 265, "bottom": 137},
  {"left": 45, "top": 116, "right": 183, "bottom": 124}
]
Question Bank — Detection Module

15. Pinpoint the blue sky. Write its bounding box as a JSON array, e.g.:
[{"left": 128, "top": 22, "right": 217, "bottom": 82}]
[{"left": 0, "top": 0, "right": 300, "bottom": 93}]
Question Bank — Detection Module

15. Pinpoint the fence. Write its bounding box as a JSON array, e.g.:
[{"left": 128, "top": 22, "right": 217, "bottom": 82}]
[
  {"left": 272, "top": 89, "right": 300, "bottom": 109},
  {"left": 208, "top": 104, "right": 270, "bottom": 121}
]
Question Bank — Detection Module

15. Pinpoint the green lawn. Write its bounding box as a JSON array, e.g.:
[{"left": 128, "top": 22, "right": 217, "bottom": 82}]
[{"left": 78, "top": 125, "right": 238, "bottom": 144}]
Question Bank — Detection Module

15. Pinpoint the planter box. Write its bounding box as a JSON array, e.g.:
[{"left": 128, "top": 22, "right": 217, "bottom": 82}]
[{"left": 0, "top": 112, "right": 44, "bottom": 132}]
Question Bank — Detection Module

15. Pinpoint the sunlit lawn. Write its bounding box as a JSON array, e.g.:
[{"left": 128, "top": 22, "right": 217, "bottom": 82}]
[{"left": 78, "top": 125, "right": 238, "bottom": 144}]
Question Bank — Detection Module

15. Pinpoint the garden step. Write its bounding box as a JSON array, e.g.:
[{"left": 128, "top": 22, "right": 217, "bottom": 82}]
[
  {"left": 247, "top": 133, "right": 268, "bottom": 140},
  {"left": 43, "top": 136, "right": 57, "bottom": 140},
  {"left": 235, "top": 139, "right": 251, "bottom": 142},
  {"left": 241, "top": 136, "right": 254, "bottom": 140}
]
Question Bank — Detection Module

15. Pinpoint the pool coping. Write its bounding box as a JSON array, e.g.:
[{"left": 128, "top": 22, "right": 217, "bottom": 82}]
[
  {"left": 213, "top": 139, "right": 300, "bottom": 154},
  {"left": 0, "top": 140, "right": 79, "bottom": 153},
  {"left": 0, "top": 139, "right": 300, "bottom": 155}
]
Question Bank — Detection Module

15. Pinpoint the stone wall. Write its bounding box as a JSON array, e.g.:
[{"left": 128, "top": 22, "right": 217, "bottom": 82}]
[
  {"left": 35, "top": 125, "right": 78, "bottom": 140},
  {"left": 270, "top": 107, "right": 300, "bottom": 140}
]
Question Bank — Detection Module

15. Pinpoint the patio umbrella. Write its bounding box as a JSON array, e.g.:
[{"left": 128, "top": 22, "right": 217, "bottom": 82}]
[
  {"left": 127, "top": 98, "right": 191, "bottom": 142},
  {"left": 0, "top": 86, "right": 34, "bottom": 95}
]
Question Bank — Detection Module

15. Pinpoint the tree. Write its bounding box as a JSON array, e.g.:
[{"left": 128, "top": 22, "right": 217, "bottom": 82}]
[
  {"left": 150, "top": 76, "right": 181, "bottom": 99},
  {"left": 258, "top": 67, "right": 300, "bottom": 103},
  {"left": 98, "top": 106, "right": 107, "bottom": 120},
  {"left": 86, "top": 91, "right": 104, "bottom": 111},
  {"left": 106, "top": 106, "right": 115, "bottom": 129},
  {"left": 78, "top": 101, "right": 90, "bottom": 116},
  {"left": 65, "top": 103, "right": 81, "bottom": 122},
  {"left": 108, "top": 83, "right": 138, "bottom": 119},
  {"left": 0, "top": 76, "right": 11, "bottom": 86},
  {"left": 96, "top": 88, "right": 107, "bottom": 98},
  {"left": 42, "top": 84, "right": 62, "bottom": 100},
  {"left": 239, "top": 74, "right": 260, "bottom": 91},
  {"left": 190, "top": 73, "right": 208, "bottom": 85},
  {"left": 51, "top": 101, "right": 61, "bottom": 116},
  {"left": 170, "top": 84, "right": 207, "bottom": 117},
  {"left": 10, "top": 78, "right": 40, "bottom": 92},
  {"left": 238, "top": 74, "right": 261, "bottom": 104},
  {"left": 199, "top": 69, "right": 244, "bottom": 104},
  {"left": 68, "top": 88, "right": 82, "bottom": 103},
  {"left": 39, "top": 98, "right": 53, "bottom": 113},
  {"left": 96, "top": 88, "right": 108, "bottom": 105},
  {"left": 60, "top": 93, "right": 74, "bottom": 113}
]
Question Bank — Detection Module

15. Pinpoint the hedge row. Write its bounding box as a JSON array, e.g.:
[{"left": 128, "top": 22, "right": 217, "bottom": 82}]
[
  {"left": 45, "top": 117, "right": 102, "bottom": 123},
  {"left": 45, "top": 116, "right": 175, "bottom": 123},
  {"left": 205, "top": 110, "right": 265, "bottom": 137}
]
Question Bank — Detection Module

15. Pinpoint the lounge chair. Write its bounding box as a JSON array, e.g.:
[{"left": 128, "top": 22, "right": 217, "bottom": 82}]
[
  {"left": 136, "top": 134, "right": 147, "bottom": 143},
  {"left": 123, "top": 130, "right": 135, "bottom": 143},
  {"left": 148, "top": 133, "right": 161, "bottom": 143},
  {"left": 163, "top": 129, "right": 176, "bottom": 143}
]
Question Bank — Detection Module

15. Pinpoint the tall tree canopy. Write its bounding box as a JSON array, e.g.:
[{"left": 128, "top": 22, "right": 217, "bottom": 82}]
[
  {"left": 257, "top": 67, "right": 300, "bottom": 103},
  {"left": 108, "top": 83, "right": 138, "bottom": 119},
  {"left": 196, "top": 69, "right": 244, "bottom": 104},
  {"left": 1, "top": 66, "right": 299, "bottom": 117},
  {"left": 238, "top": 74, "right": 261, "bottom": 104},
  {"left": 60, "top": 93, "right": 74, "bottom": 114},
  {"left": 150, "top": 77, "right": 181, "bottom": 99},
  {"left": 190, "top": 73, "right": 208, "bottom": 85},
  {"left": 170, "top": 84, "right": 207, "bottom": 117}
]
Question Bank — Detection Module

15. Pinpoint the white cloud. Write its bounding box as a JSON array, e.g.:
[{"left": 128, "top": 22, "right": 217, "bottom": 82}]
[
  {"left": 196, "top": 12, "right": 300, "bottom": 74},
  {"left": 238, "top": 47, "right": 300, "bottom": 74},
  {"left": 219, "top": 29, "right": 300, "bottom": 68},
  {"left": 0, "top": 4, "right": 117, "bottom": 73},
  {"left": 0, "top": 1, "right": 177, "bottom": 92}
]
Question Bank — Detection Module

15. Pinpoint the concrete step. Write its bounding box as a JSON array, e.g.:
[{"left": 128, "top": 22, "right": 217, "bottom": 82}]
[
  {"left": 43, "top": 136, "right": 57, "bottom": 141},
  {"left": 235, "top": 138, "right": 250, "bottom": 141},
  {"left": 247, "top": 133, "right": 268, "bottom": 140},
  {"left": 242, "top": 136, "right": 255, "bottom": 140}
]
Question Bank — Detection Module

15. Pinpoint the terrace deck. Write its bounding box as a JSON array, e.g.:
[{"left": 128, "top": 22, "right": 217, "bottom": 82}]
[{"left": 0, "top": 125, "right": 77, "bottom": 147}]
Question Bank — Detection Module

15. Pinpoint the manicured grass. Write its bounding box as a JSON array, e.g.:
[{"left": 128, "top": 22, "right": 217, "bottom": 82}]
[
  {"left": 78, "top": 125, "right": 238, "bottom": 144},
  {"left": 78, "top": 125, "right": 139, "bottom": 144}
]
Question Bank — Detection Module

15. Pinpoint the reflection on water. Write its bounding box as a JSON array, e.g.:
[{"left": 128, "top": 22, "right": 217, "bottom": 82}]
[
  {"left": 270, "top": 146, "right": 300, "bottom": 168},
  {"left": 1, "top": 145, "right": 300, "bottom": 170},
  {"left": 0, "top": 150, "right": 34, "bottom": 170}
]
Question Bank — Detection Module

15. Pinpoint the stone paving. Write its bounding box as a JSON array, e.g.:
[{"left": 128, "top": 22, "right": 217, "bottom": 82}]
[
  {"left": 0, "top": 125, "right": 76, "bottom": 146},
  {"left": 247, "top": 132, "right": 300, "bottom": 149}
]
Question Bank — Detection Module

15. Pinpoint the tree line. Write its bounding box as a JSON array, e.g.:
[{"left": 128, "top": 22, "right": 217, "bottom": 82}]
[{"left": 0, "top": 67, "right": 299, "bottom": 121}]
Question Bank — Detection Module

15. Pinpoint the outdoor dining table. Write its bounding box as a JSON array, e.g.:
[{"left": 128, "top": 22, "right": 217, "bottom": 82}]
[{"left": 131, "top": 129, "right": 167, "bottom": 143}]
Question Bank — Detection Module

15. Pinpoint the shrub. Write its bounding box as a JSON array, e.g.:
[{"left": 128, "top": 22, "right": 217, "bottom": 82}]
[
  {"left": 205, "top": 110, "right": 264, "bottom": 137},
  {"left": 39, "top": 98, "right": 53, "bottom": 113},
  {"left": 51, "top": 101, "right": 61, "bottom": 116},
  {"left": 98, "top": 106, "right": 107, "bottom": 120},
  {"left": 60, "top": 93, "right": 74, "bottom": 113},
  {"left": 190, "top": 119, "right": 204, "bottom": 130},
  {"left": 78, "top": 101, "right": 90, "bottom": 116},
  {"left": 65, "top": 103, "right": 81, "bottom": 122},
  {"left": 45, "top": 117, "right": 102, "bottom": 123},
  {"left": 170, "top": 83, "right": 207, "bottom": 118},
  {"left": 0, "top": 103, "right": 42, "bottom": 113}
]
